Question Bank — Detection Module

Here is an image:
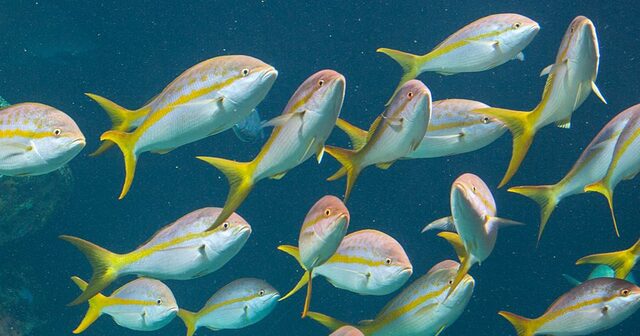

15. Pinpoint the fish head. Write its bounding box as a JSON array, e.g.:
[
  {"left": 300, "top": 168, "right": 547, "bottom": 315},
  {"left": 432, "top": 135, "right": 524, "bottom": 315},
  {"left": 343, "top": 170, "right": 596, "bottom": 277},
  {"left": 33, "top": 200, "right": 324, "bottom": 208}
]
[
  {"left": 114, "top": 278, "right": 178, "bottom": 330},
  {"left": 372, "top": 236, "right": 413, "bottom": 290},
  {"left": 557, "top": 16, "right": 599, "bottom": 67},
  {"left": 493, "top": 14, "right": 540, "bottom": 52},
  {"left": 209, "top": 211, "right": 253, "bottom": 247},
  {"left": 428, "top": 260, "right": 475, "bottom": 306},
  {"left": 451, "top": 173, "right": 496, "bottom": 219},
  {"left": 605, "top": 279, "right": 640, "bottom": 313},
  {"left": 32, "top": 105, "right": 86, "bottom": 169},
  {"left": 240, "top": 278, "right": 280, "bottom": 323},
  {"left": 217, "top": 55, "right": 278, "bottom": 108},
  {"left": 385, "top": 79, "right": 431, "bottom": 127},
  {"left": 299, "top": 195, "right": 350, "bottom": 269},
  {"left": 285, "top": 69, "right": 345, "bottom": 120}
]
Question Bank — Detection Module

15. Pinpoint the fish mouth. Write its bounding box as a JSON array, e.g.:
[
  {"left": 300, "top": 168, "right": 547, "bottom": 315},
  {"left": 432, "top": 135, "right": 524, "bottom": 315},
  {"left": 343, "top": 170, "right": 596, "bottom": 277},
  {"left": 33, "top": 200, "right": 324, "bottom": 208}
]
[
  {"left": 235, "top": 225, "right": 252, "bottom": 236},
  {"left": 259, "top": 66, "right": 278, "bottom": 82},
  {"left": 70, "top": 137, "right": 87, "bottom": 148},
  {"left": 400, "top": 267, "right": 413, "bottom": 277}
]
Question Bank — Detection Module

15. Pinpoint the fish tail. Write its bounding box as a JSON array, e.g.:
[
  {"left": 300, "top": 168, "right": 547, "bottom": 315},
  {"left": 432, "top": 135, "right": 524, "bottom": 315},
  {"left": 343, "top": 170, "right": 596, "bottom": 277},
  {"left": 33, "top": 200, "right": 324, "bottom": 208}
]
[
  {"left": 85, "top": 93, "right": 148, "bottom": 156},
  {"left": 474, "top": 107, "right": 536, "bottom": 187},
  {"left": 59, "top": 235, "right": 122, "bottom": 306},
  {"left": 508, "top": 184, "right": 560, "bottom": 244},
  {"left": 277, "top": 245, "right": 311, "bottom": 301},
  {"left": 437, "top": 232, "right": 468, "bottom": 264},
  {"left": 498, "top": 311, "right": 535, "bottom": 336},
  {"left": 335, "top": 118, "right": 368, "bottom": 151},
  {"left": 324, "top": 145, "right": 361, "bottom": 202},
  {"left": 376, "top": 48, "right": 422, "bottom": 105},
  {"left": 301, "top": 269, "right": 314, "bottom": 318},
  {"left": 576, "top": 249, "right": 633, "bottom": 280},
  {"left": 305, "top": 311, "right": 349, "bottom": 332},
  {"left": 177, "top": 309, "right": 199, "bottom": 336},
  {"left": 100, "top": 130, "right": 138, "bottom": 199},
  {"left": 70, "top": 276, "right": 108, "bottom": 334},
  {"left": 584, "top": 181, "right": 619, "bottom": 236},
  {"left": 196, "top": 156, "right": 254, "bottom": 230}
]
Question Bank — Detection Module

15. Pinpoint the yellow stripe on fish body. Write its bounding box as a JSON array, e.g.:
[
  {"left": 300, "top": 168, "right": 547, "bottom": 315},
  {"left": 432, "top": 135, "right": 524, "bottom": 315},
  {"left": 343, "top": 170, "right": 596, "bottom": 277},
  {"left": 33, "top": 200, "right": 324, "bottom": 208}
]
[
  {"left": 325, "top": 80, "right": 431, "bottom": 202},
  {"left": 472, "top": 16, "right": 605, "bottom": 187},
  {"left": 377, "top": 14, "right": 539, "bottom": 102},
  {"left": 61, "top": 208, "right": 252, "bottom": 306},
  {"left": 70, "top": 276, "right": 178, "bottom": 334},
  {"left": 509, "top": 104, "right": 639, "bottom": 242},
  {"left": 95, "top": 55, "right": 278, "bottom": 199},
  {"left": 196, "top": 70, "right": 346, "bottom": 230},
  {"left": 499, "top": 278, "right": 640, "bottom": 336},
  {"left": 177, "top": 278, "right": 279, "bottom": 335},
  {"left": 0, "top": 102, "right": 85, "bottom": 176}
]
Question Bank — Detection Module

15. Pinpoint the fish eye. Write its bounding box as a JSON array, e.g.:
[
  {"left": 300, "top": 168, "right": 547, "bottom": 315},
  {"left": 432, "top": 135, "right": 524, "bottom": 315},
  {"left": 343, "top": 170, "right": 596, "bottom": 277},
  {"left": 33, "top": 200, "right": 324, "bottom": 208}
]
[
  {"left": 385, "top": 258, "right": 392, "bottom": 265},
  {"left": 324, "top": 209, "right": 332, "bottom": 217},
  {"left": 241, "top": 68, "right": 250, "bottom": 77},
  {"left": 513, "top": 22, "right": 521, "bottom": 29},
  {"left": 156, "top": 299, "right": 162, "bottom": 305},
  {"left": 471, "top": 186, "right": 477, "bottom": 192},
  {"left": 482, "top": 117, "right": 490, "bottom": 124},
  {"left": 222, "top": 222, "right": 230, "bottom": 230},
  {"left": 406, "top": 91, "right": 414, "bottom": 99},
  {"left": 53, "top": 129, "right": 62, "bottom": 136},
  {"left": 318, "top": 79, "right": 325, "bottom": 87},
  {"left": 258, "top": 289, "right": 265, "bottom": 296},
  {"left": 448, "top": 279, "right": 454, "bottom": 285},
  {"left": 621, "top": 289, "right": 631, "bottom": 297}
]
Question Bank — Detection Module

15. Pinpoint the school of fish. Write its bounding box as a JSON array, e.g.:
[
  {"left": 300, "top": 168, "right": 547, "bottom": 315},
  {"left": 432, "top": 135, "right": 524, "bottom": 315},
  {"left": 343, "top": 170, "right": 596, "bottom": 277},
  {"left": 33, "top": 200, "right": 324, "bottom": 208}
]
[{"left": 3, "top": 11, "right": 640, "bottom": 336}]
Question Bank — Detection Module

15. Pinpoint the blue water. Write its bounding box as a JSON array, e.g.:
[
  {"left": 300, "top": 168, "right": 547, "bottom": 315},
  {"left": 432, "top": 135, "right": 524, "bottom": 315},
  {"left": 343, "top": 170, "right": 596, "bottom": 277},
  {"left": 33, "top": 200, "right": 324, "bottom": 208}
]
[{"left": 1, "top": 1, "right": 639, "bottom": 335}]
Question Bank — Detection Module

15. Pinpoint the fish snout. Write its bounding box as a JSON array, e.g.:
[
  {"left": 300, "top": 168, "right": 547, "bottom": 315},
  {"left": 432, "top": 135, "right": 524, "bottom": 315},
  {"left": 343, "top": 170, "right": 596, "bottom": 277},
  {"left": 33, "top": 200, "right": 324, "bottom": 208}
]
[{"left": 259, "top": 66, "right": 279, "bottom": 82}]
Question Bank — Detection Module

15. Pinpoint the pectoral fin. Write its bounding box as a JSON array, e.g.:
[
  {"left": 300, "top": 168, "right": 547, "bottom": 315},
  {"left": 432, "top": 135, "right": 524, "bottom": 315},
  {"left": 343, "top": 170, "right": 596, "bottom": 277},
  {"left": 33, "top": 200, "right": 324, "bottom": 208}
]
[
  {"left": 555, "top": 117, "right": 572, "bottom": 129},
  {"left": 300, "top": 137, "right": 316, "bottom": 163},
  {"left": 514, "top": 52, "right": 525, "bottom": 61},
  {"left": 316, "top": 146, "right": 325, "bottom": 163},
  {"left": 422, "top": 216, "right": 456, "bottom": 233},
  {"left": 375, "top": 161, "right": 395, "bottom": 170},
  {"left": 591, "top": 81, "right": 607, "bottom": 104},
  {"left": 539, "top": 64, "right": 553, "bottom": 77},
  {"left": 270, "top": 171, "right": 288, "bottom": 180},
  {"left": 262, "top": 110, "right": 305, "bottom": 128}
]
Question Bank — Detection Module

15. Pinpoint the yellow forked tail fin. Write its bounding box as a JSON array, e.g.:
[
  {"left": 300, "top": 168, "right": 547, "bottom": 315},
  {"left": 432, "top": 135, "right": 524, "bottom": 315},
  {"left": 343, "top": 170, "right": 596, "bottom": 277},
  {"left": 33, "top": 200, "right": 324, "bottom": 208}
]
[
  {"left": 335, "top": 118, "right": 368, "bottom": 151},
  {"left": 377, "top": 48, "right": 422, "bottom": 105},
  {"left": 277, "top": 245, "right": 311, "bottom": 301},
  {"left": 584, "top": 181, "right": 619, "bottom": 236},
  {"left": 86, "top": 93, "right": 149, "bottom": 156},
  {"left": 305, "top": 311, "right": 349, "bottom": 332},
  {"left": 437, "top": 232, "right": 472, "bottom": 299},
  {"left": 196, "top": 156, "right": 254, "bottom": 230},
  {"left": 473, "top": 107, "right": 536, "bottom": 188},
  {"left": 100, "top": 130, "right": 138, "bottom": 199},
  {"left": 177, "top": 309, "right": 199, "bottom": 336},
  {"left": 498, "top": 311, "right": 535, "bottom": 336},
  {"left": 324, "top": 146, "right": 361, "bottom": 203},
  {"left": 576, "top": 239, "right": 640, "bottom": 280},
  {"left": 60, "top": 236, "right": 122, "bottom": 306},
  {"left": 508, "top": 184, "right": 560, "bottom": 244},
  {"left": 70, "top": 276, "right": 109, "bottom": 334}
]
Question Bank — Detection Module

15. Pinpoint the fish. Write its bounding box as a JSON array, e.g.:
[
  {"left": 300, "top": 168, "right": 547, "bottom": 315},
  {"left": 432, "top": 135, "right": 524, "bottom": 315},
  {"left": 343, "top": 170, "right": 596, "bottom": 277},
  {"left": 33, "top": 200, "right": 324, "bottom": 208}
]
[
  {"left": 336, "top": 99, "right": 506, "bottom": 159},
  {"left": 0, "top": 96, "right": 9, "bottom": 108},
  {"left": 508, "top": 104, "right": 639, "bottom": 242},
  {"left": 325, "top": 80, "right": 431, "bottom": 202},
  {"left": 285, "top": 195, "right": 350, "bottom": 317},
  {"left": 306, "top": 260, "right": 475, "bottom": 336},
  {"left": 423, "top": 173, "right": 522, "bottom": 296},
  {"left": 60, "top": 207, "right": 252, "bottom": 305},
  {"left": 563, "top": 265, "right": 637, "bottom": 286},
  {"left": 0, "top": 102, "right": 85, "bottom": 176},
  {"left": 278, "top": 229, "right": 412, "bottom": 299},
  {"left": 330, "top": 326, "right": 365, "bottom": 336},
  {"left": 232, "top": 108, "right": 266, "bottom": 143},
  {"left": 575, "top": 238, "right": 640, "bottom": 280},
  {"left": 88, "top": 55, "right": 278, "bottom": 199},
  {"left": 477, "top": 16, "right": 606, "bottom": 187},
  {"left": 177, "top": 278, "right": 280, "bottom": 336},
  {"left": 197, "top": 69, "right": 346, "bottom": 229},
  {"left": 378, "top": 13, "right": 539, "bottom": 102},
  {"left": 584, "top": 106, "right": 640, "bottom": 234},
  {"left": 70, "top": 276, "right": 178, "bottom": 334},
  {"left": 499, "top": 278, "right": 640, "bottom": 336}
]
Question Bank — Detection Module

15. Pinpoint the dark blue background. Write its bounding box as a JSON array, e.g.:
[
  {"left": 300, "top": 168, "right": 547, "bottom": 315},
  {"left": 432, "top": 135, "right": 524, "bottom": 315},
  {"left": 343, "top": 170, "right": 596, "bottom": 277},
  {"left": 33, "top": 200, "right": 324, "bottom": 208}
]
[{"left": 1, "top": 1, "right": 639, "bottom": 335}]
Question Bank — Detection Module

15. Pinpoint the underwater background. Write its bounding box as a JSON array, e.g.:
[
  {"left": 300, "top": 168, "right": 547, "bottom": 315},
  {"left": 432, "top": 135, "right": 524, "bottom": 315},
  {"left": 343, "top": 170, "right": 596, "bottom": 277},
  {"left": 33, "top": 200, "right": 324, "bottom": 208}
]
[{"left": 1, "top": 1, "right": 639, "bottom": 335}]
